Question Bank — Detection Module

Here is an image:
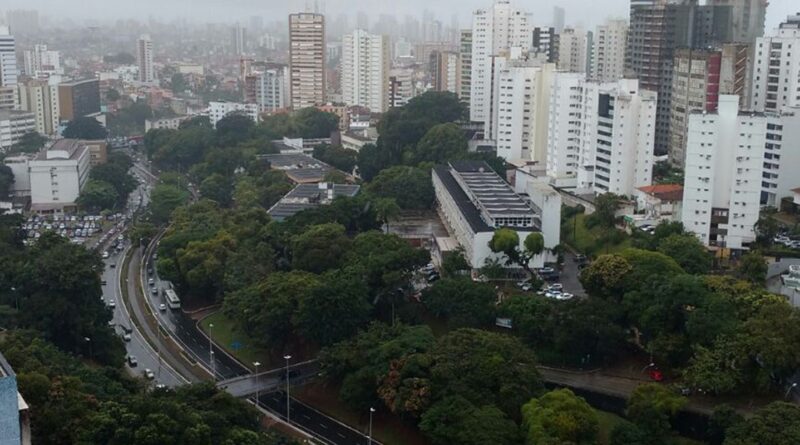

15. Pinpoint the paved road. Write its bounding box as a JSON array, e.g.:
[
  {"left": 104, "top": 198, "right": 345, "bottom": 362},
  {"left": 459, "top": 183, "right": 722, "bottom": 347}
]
[
  {"left": 257, "top": 393, "right": 375, "bottom": 445},
  {"left": 218, "top": 361, "right": 319, "bottom": 398}
]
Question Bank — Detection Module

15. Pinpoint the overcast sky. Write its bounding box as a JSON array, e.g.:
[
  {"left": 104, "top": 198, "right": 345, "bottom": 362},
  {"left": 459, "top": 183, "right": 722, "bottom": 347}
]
[{"left": 2, "top": 0, "right": 796, "bottom": 30}]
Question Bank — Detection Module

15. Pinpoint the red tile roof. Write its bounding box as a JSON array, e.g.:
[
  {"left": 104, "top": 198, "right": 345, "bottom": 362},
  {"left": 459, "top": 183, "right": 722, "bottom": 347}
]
[{"left": 637, "top": 184, "right": 684, "bottom": 202}]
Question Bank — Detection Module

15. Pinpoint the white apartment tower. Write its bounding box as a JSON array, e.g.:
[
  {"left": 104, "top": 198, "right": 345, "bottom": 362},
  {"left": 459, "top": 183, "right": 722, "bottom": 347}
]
[
  {"left": 341, "top": 30, "right": 390, "bottom": 112},
  {"left": 682, "top": 95, "right": 800, "bottom": 249},
  {"left": 23, "top": 44, "right": 62, "bottom": 79},
  {"left": 491, "top": 56, "right": 555, "bottom": 162},
  {"left": 469, "top": 0, "right": 532, "bottom": 127},
  {"left": 289, "top": 13, "right": 326, "bottom": 110},
  {"left": 0, "top": 26, "right": 17, "bottom": 88},
  {"left": 254, "top": 67, "right": 289, "bottom": 113},
  {"left": 591, "top": 19, "right": 628, "bottom": 82},
  {"left": 751, "top": 14, "right": 800, "bottom": 113},
  {"left": 557, "top": 28, "right": 588, "bottom": 74},
  {"left": 547, "top": 75, "right": 656, "bottom": 196},
  {"left": 136, "top": 34, "right": 155, "bottom": 83}
]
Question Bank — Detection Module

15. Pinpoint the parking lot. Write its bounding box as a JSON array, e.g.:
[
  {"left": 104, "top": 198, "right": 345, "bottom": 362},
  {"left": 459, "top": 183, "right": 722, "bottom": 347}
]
[{"left": 21, "top": 213, "right": 129, "bottom": 248}]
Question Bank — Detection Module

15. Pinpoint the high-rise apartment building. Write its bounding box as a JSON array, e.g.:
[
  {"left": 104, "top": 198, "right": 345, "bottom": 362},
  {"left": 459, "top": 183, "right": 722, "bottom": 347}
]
[
  {"left": 289, "top": 13, "right": 326, "bottom": 110},
  {"left": 459, "top": 29, "right": 473, "bottom": 107},
  {"left": 591, "top": 19, "right": 628, "bottom": 82},
  {"left": 22, "top": 44, "right": 62, "bottom": 80},
  {"left": 430, "top": 50, "right": 461, "bottom": 94},
  {"left": 682, "top": 95, "right": 800, "bottom": 249},
  {"left": 58, "top": 78, "right": 101, "bottom": 121},
  {"left": 557, "top": 28, "right": 588, "bottom": 73},
  {"left": 245, "top": 65, "right": 290, "bottom": 113},
  {"left": 470, "top": 0, "right": 532, "bottom": 128},
  {"left": 547, "top": 76, "right": 656, "bottom": 196},
  {"left": 0, "top": 26, "right": 18, "bottom": 88},
  {"left": 136, "top": 34, "right": 155, "bottom": 83},
  {"left": 491, "top": 57, "right": 555, "bottom": 162},
  {"left": 532, "top": 27, "right": 559, "bottom": 64},
  {"left": 232, "top": 23, "right": 247, "bottom": 56},
  {"left": 751, "top": 14, "right": 800, "bottom": 113},
  {"left": 552, "top": 6, "right": 565, "bottom": 33},
  {"left": 389, "top": 67, "right": 418, "bottom": 108},
  {"left": 17, "top": 78, "right": 61, "bottom": 135},
  {"left": 669, "top": 44, "right": 751, "bottom": 167},
  {"left": 625, "top": 0, "right": 735, "bottom": 155},
  {"left": 0, "top": 110, "right": 36, "bottom": 152},
  {"left": 341, "top": 30, "right": 390, "bottom": 112},
  {"left": 708, "top": 0, "right": 767, "bottom": 43}
]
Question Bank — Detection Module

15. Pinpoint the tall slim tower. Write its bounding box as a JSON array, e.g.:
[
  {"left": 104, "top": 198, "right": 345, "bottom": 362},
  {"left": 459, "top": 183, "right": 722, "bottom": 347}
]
[
  {"left": 708, "top": 0, "right": 767, "bottom": 43},
  {"left": 289, "top": 13, "right": 326, "bottom": 110},
  {"left": 469, "top": 0, "right": 532, "bottom": 127},
  {"left": 136, "top": 34, "right": 154, "bottom": 83},
  {"left": 552, "top": 6, "right": 565, "bottom": 33},
  {"left": 341, "top": 30, "right": 390, "bottom": 112},
  {"left": 751, "top": 14, "right": 800, "bottom": 113},
  {"left": 591, "top": 19, "right": 628, "bottom": 82},
  {"left": 0, "top": 26, "right": 18, "bottom": 88}
]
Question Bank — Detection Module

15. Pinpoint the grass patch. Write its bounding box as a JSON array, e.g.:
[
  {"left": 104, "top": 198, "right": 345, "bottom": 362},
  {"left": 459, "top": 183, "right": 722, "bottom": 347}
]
[
  {"left": 595, "top": 410, "right": 704, "bottom": 445},
  {"left": 293, "top": 381, "right": 430, "bottom": 445},
  {"left": 199, "top": 311, "right": 273, "bottom": 370},
  {"left": 563, "top": 213, "right": 631, "bottom": 256}
]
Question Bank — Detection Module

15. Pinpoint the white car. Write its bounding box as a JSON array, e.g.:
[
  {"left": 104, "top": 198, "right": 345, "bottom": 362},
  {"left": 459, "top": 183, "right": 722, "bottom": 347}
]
[
  {"left": 144, "top": 369, "right": 155, "bottom": 379},
  {"left": 159, "top": 303, "right": 167, "bottom": 312},
  {"left": 108, "top": 300, "right": 116, "bottom": 309},
  {"left": 547, "top": 283, "right": 564, "bottom": 292}
]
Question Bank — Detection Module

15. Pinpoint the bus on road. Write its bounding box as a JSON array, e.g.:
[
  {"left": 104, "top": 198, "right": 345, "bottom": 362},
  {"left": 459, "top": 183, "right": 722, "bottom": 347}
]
[{"left": 165, "top": 289, "right": 180, "bottom": 310}]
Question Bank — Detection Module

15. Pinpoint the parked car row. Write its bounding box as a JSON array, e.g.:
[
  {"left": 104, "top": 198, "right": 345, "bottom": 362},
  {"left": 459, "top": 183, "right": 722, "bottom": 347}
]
[{"left": 774, "top": 235, "right": 800, "bottom": 249}]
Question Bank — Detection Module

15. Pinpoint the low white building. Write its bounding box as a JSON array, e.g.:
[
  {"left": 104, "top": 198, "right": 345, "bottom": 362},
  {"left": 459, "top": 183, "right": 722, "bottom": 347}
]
[
  {"left": 208, "top": 102, "right": 259, "bottom": 128},
  {"left": 0, "top": 111, "right": 36, "bottom": 153},
  {"left": 682, "top": 95, "right": 800, "bottom": 249},
  {"left": 432, "top": 160, "right": 557, "bottom": 270},
  {"left": 29, "top": 139, "right": 91, "bottom": 211},
  {"left": 3, "top": 155, "right": 32, "bottom": 197},
  {"left": 144, "top": 116, "right": 189, "bottom": 132}
]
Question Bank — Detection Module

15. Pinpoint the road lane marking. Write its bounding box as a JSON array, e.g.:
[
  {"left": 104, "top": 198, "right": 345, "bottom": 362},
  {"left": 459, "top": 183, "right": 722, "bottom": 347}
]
[{"left": 319, "top": 423, "right": 328, "bottom": 429}]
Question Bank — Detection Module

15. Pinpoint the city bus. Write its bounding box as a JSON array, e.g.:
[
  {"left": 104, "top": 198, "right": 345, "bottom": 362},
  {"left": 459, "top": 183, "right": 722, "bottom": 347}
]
[{"left": 165, "top": 289, "right": 180, "bottom": 310}]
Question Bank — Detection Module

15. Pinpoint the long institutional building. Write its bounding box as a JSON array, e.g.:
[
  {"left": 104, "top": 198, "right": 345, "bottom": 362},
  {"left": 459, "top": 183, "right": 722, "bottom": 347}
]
[{"left": 432, "top": 160, "right": 559, "bottom": 269}]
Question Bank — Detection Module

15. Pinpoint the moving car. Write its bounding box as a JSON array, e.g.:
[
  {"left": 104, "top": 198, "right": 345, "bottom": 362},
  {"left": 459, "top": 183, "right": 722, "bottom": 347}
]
[
  {"left": 108, "top": 300, "right": 116, "bottom": 309},
  {"left": 159, "top": 303, "right": 167, "bottom": 312}
]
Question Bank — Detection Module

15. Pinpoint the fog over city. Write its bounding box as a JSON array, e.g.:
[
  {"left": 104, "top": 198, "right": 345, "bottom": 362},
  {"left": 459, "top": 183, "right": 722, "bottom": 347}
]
[{"left": 0, "top": 0, "right": 795, "bottom": 29}]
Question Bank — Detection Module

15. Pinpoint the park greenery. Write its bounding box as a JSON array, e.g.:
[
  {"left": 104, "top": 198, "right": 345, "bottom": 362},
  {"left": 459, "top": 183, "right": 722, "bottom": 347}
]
[{"left": 78, "top": 151, "right": 139, "bottom": 211}]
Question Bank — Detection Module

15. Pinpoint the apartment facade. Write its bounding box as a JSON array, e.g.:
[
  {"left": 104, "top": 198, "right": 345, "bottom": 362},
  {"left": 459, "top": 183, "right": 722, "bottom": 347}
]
[
  {"left": 751, "top": 14, "right": 800, "bottom": 113},
  {"left": 0, "top": 27, "right": 17, "bottom": 88},
  {"left": 469, "top": 0, "right": 532, "bottom": 127},
  {"left": 0, "top": 111, "right": 36, "bottom": 153},
  {"left": 532, "top": 27, "right": 559, "bottom": 63},
  {"left": 557, "top": 28, "right": 588, "bottom": 73},
  {"left": 248, "top": 66, "right": 290, "bottom": 113},
  {"left": 137, "top": 34, "right": 154, "bottom": 83},
  {"left": 669, "top": 44, "right": 751, "bottom": 167},
  {"left": 22, "top": 44, "right": 61, "bottom": 79},
  {"left": 429, "top": 50, "right": 461, "bottom": 94},
  {"left": 341, "top": 30, "right": 390, "bottom": 112},
  {"left": 17, "top": 78, "right": 60, "bottom": 135},
  {"left": 289, "top": 13, "right": 326, "bottom": 110},
  {"left": 491, "top": 57, "right": 554, "bottom": 162},
  {"left": 208, "top": 101, "right": 259, "bottom": 127},
  {"left": 591, "top": 19, "right": 628, "bottom": 82},
  {"left": 682, "top": 95, "right": 800, "bottom": 249},
  {"left": 459, "top": 29, "right": 473, "bottom": 107}
]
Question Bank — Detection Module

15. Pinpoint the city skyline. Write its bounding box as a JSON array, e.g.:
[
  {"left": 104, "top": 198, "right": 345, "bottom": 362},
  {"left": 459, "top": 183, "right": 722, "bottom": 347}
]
[{"left": 0, "top": 0, "right": 795, "bottom": 31}]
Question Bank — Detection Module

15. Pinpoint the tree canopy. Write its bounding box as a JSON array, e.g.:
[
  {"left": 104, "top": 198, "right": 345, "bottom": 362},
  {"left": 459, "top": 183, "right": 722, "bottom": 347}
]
[{"left": 63, "top": 117, "right": 108, "bottom": 140}]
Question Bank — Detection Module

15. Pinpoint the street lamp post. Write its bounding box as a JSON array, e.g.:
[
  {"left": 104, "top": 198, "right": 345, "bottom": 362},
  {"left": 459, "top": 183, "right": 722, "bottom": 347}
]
[
  {"left": 208, "top": 323, "right": 215, "bottom": 380},
  {"left": 284, "top": 354, "right": 292, "bottom": 423},
  {"left": 368, "top": 407, "right": 375, "bottom": 445},
  {"left": 253, "top": 361, "right": 261, "bottom": 408},
  {"left": 84, "top": 337, "right": 92, "bottom": 358},
  {"left": 785, "top": 382, "right": 798, "bottom": 400}
]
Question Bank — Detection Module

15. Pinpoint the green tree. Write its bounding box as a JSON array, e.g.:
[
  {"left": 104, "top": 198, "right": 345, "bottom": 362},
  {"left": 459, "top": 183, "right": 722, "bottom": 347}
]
[
  {"left": 175, "top": 232, "right": 236, "bottom": 302},
  {"left": 657, "top": 234, "right": 712, "bottom": 275},
  {"left": 357, "top": 143, "right": 397, "bottom": 182},
  {"left": 149, "top": 183, "right": 190, "bottom": 224},
  {"left": 0, "top": 164, "right": 14, "bottom": 198},
  {"left": 579, "top": 254, "right": 633, "bottom": 299},
  {"left": 619, "top": 248, "right": 684, "bottom": 292},
  {"left": 290, "top": 108, "right": 339, "bottom": 138},
  {"left": 105, "top": 88, "right": 121, "bottom": 102},
  {"left": 199, "top": 173, "right": 234, "bottom": 206},
  {"left": 128, "top": 221, "right": 157, "bottom": 246},
  {"left": 171, "top": 73, "right": 187, "bottom": 93},
  {"left": 290, "top": 223, "right": 351, "bottom": 274},
  {"left": 423, "top": 278, "right": 496, "bottom": 328},
  {"left": 489, "top": 229, "right": 544, "bottom": 274},
  {"left": 313, "top": 144, "right": 357, "bottom": 173},
  {"left": 588, "top": 193, "right": 623, "bottom": 228},
  {"left": 8, "top": 131, "right": 48, "bottom": 154},
  {"left": 441, "top": 248, "right": 470, "bottom": 277},
  {"left": 77, "top": 179, "right": 119, "bottom": 211},
  {"left": 754, "top": 210, "right": 780, "bottom": 247},
  {"left": 295, "top": 269, "right": 371, "bottom": 346},
  {"left": 707, "top": 405, "right": 744, "bottom": 445},
  {"left": 365, "top": 166, "right": 435, "bottom": 210},
  {"left": 736, "top": 251, "right": 767, "bottom": 285},
  {"left": 627, "top": 383, "right": 686, "bottom": 440},
  {"left": 63, "top": 116, "right": 108, "bottom": 140},
  {"left": 374, "top": 197, "right": 401, "bottom": 233},
  {"left": 216, "top": 113, "right": 255, "bottom": 146},
  {"left": 420, "top": 396, "right": 519, "bottom": 445},
  {"left": 90, "top": 153, "right": 138, "bottom": 206},
  {"left": 410, "top": 122, "right": 468, "bottom": 164},
  {"left": 430, "top": 328, "right": 543, "bottom": 417},
  {"left": 724, "top": 402, "right": 800, "bottom": 445},
  {"left": 521, "top": 388, "right": 599, "bottom": 445}
]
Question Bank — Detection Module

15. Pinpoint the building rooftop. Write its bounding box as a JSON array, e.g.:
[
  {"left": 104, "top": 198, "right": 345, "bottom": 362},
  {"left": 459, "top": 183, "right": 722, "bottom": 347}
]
[
  {"left": 637, "top": 184, "right": 685, "bottom": 202},
  {"left": 35, "top": 139, "right": 87, "bottom": 161},
  {"left": 259, "top": 152, "right": 348, "bottom": 184},
  {"left": 0, "top": 350, "right": 15, "bottom": 378},
  {"left": 433, "top": 164, "right": 493, "bottom": 233},
  {"left": 268, "top": 183, "right": 360, "bottom": 221},
  {"left": 59, "top": 78, "right": 98, "bottom": 87},
  {"left": 450, "top": 160, "right": 536, "bottom": 219}
]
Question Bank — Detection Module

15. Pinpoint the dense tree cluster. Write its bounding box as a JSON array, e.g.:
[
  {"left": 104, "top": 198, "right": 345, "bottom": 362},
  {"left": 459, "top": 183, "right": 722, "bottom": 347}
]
[{"left": 78, "top": 152, "right": 139, "bottom": 211}]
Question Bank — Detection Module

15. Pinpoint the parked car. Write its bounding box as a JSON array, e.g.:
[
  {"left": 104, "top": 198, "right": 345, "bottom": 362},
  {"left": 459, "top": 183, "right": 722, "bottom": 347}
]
[
  {"left": 547, "top": 283, "right": 564, "bottom": 292},
  {"left": 128, "top": 355, "right": 138, "bottom": 367},
  {"left": 108, "top": 300, "right": 116, "bottom": 309},
  {"left": 144, "top": 369, "right": 155, "bottom": 380},
  {"left": 123, "top": 333, "right": 131, "bottom": 342}
]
